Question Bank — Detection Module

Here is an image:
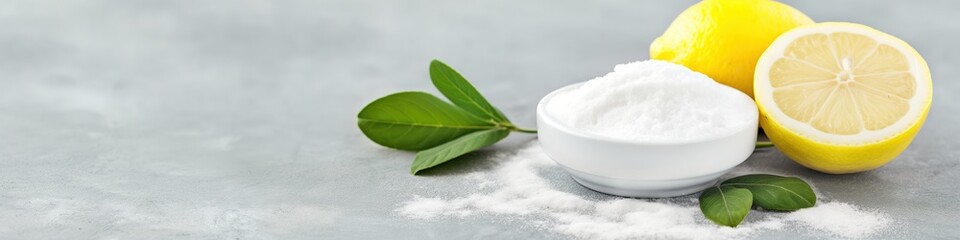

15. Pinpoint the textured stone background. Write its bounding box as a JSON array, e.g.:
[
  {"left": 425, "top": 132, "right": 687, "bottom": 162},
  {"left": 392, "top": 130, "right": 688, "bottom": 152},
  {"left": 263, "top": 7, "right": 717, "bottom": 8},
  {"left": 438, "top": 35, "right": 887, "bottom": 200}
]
[{"left": 0, "top": 0, "right": 957, "bottom": 239}]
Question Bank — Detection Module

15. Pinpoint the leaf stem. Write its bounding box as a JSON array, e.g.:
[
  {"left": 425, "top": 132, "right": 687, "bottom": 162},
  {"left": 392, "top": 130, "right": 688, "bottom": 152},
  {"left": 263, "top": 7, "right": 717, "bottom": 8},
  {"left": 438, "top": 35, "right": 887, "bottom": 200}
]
[
  {"left": 510, "top": 127, "right": 538, "bottom": 134},
  {"left": 496, "top": 122, "right": 537, "bottom": 134},
  {"left": 755, "top": 141, "right": 774, "bottom": 148}
]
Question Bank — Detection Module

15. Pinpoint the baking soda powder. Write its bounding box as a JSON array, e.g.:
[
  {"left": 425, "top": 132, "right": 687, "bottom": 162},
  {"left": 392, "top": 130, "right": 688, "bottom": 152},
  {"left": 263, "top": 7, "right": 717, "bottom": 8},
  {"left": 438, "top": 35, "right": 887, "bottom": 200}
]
[
  {"left": 397, "top": 143, "right": 891, "bottom": 239},
  {"left": 546, "top": 60, "right": 754, "bottom": 142}
]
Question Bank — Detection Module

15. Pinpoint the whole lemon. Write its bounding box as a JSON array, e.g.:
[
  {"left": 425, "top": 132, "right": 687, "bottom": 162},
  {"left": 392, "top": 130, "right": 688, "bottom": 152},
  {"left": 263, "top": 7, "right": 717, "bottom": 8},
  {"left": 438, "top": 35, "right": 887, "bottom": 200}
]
[{"left": 650, "top": 0, "right": 814, "bottom": 98}]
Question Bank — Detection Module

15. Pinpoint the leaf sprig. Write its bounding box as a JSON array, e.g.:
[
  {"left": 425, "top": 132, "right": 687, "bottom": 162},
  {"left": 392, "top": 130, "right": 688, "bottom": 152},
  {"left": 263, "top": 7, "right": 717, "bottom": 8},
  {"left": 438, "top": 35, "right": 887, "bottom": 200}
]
[
  {"left": 699, "top": 174, "right": 817, "bottom": 227},
  {"left": 357, "top": 60, "right": 536, "bottom": 174}
]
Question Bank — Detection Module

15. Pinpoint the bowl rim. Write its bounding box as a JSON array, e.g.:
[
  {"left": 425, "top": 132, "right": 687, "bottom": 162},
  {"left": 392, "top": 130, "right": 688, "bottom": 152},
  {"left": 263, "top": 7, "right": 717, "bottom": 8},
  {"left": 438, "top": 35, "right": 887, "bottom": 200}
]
[{"left": 537, "top": 81, "right": 759, "bottom": 146}]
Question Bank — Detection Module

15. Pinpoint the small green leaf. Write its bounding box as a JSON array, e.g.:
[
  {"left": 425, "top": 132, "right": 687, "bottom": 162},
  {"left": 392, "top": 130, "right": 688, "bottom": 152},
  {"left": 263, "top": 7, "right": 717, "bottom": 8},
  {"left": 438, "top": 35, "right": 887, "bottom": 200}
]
[
  {"left": 721, "top": 174, "right": 816, "bottom": 211},
  {"left": 430, "top": 59, "right": 510, "bottom": 123},
  {"left": 358, "top": 91, "right": 496, "bottom": 151},
  {"left": 699, "top": 186, "right": 753, "bottom": 227},
  {"left": 411, "top": 128, "right": 510, "bottom": 174}
]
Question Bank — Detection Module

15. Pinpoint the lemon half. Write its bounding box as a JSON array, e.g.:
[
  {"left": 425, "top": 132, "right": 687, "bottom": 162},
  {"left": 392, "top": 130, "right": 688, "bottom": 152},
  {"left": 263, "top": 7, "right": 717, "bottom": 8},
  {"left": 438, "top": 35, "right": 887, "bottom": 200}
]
[{"left": 754, "top": 22, "right": 932, "bottom": 173}]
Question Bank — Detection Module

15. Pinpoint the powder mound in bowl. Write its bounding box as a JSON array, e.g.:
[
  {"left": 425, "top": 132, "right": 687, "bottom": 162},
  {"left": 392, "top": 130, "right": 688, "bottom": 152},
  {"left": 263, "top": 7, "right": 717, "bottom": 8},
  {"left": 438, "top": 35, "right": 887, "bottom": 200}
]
[{"left": 546, "top": 60, "right": 755, "bottom": 142}]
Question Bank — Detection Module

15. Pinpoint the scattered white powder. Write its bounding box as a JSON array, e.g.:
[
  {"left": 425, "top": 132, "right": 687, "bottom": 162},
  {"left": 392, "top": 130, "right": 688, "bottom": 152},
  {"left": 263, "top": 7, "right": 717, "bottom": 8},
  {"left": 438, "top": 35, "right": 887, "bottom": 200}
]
[
  {"left": 397, "top": 142, "right": 892, "bottom": 239},
  {"left": 786, "top": 202, "right": 892, "bottom": 238},
  {"left": 546, "top": 60, "right": 754, "bottom": 142}
]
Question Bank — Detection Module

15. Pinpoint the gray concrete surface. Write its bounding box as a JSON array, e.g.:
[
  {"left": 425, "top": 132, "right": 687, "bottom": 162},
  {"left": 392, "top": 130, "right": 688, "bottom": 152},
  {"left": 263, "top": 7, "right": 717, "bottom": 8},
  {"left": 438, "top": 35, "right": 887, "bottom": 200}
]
[{"left": 0, "top": 0, "right": 957, "bottom": 239}]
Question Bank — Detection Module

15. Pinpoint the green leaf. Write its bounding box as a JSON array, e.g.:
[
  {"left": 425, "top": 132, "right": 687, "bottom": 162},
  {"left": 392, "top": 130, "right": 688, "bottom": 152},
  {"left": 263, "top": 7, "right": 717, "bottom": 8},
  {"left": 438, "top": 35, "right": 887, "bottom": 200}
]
[
  {"left": 429, "top": 59, "right": 510, "bottom": 123},
  {"left": 357, "top": 91, "right": 497, "bottom": 151},
  {"left": 721, "top": 174, "right": 816, "bottom": 211},
  {"left": 411, "top": 128, "right": 510, "bottom": 174},
  {"left": 699, "top": 186, "right": 753, "bottom": 227}
]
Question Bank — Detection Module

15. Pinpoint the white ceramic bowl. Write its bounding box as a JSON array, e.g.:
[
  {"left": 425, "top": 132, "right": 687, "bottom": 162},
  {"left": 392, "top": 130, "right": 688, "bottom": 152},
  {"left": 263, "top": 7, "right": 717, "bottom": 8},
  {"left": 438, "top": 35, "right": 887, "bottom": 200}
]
[{"left": 536, "top": 82, "right": 758, "bottom": 198}]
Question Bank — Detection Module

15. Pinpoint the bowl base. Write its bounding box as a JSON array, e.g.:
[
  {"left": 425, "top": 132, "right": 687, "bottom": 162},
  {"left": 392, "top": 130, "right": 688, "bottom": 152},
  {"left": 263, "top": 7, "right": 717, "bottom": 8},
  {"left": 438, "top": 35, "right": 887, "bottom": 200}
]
[{"left": 563, "top": 166, "right": 729, "bottom": 198}]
